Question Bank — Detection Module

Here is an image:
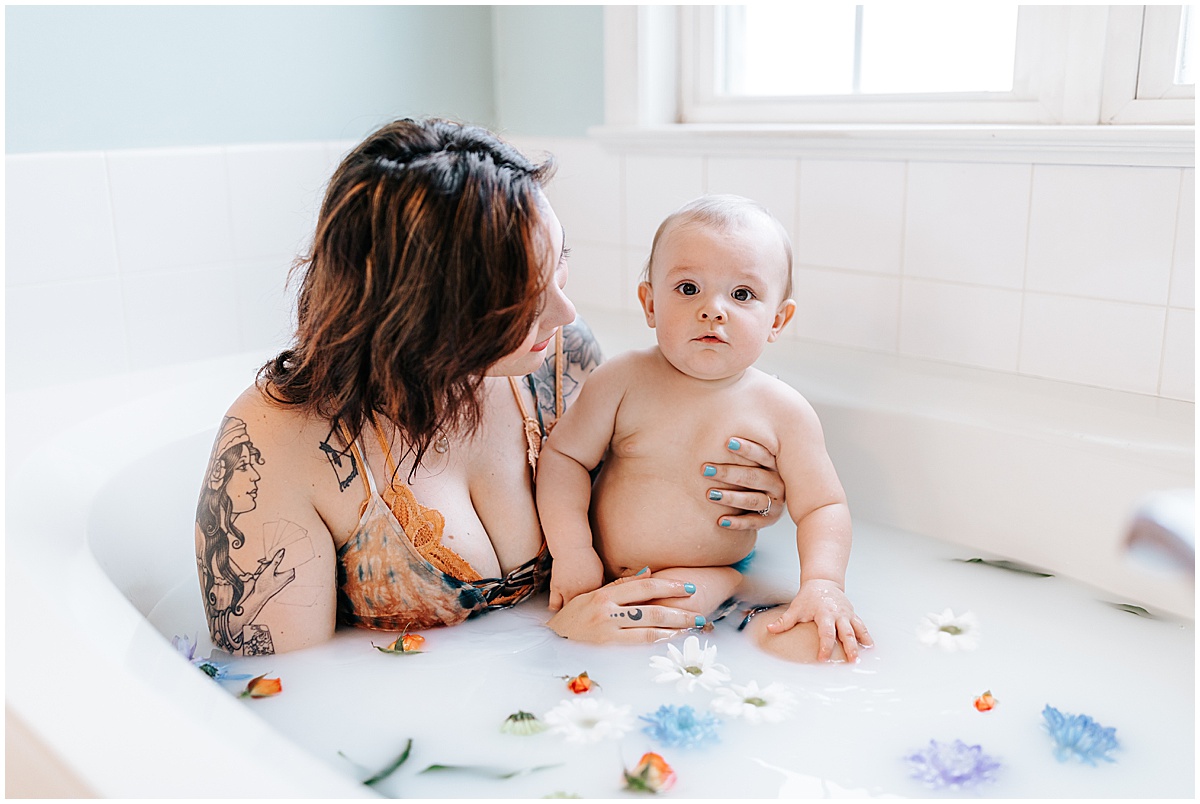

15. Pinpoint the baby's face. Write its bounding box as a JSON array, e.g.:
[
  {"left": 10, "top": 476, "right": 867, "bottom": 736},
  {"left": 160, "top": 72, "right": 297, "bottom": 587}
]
[{"left": 639, "top": 219, "right": 794, "bottom": 381}]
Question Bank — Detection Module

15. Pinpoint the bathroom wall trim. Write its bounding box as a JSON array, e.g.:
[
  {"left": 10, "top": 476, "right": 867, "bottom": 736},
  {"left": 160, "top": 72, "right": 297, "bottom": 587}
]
[{"left": 589, "top": 123, "right": 1195, "bottom": 167}]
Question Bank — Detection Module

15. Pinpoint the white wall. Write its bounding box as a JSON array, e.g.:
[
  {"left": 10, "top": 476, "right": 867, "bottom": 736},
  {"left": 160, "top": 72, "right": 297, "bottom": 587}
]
[
  {"left": 520, "top": 135, "right": 1195, "bottom": 402},
  {"left": 5, "top": 135, "right": 1194, "bottom": 404}
]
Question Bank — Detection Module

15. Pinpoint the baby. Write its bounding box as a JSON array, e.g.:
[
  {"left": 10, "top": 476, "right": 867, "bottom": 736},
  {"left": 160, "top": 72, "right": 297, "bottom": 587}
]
[{"left": 536, "top": 194, "right": 871, "bottom": 662}]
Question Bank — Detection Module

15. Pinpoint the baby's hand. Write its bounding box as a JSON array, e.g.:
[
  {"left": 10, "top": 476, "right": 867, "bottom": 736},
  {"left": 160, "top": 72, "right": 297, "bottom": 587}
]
[
  {"left": 766, "top": 579, "right": 873, "bottom": 662},
  {"left": 549, "top": 548, "right": 605, "bottom": 612}
]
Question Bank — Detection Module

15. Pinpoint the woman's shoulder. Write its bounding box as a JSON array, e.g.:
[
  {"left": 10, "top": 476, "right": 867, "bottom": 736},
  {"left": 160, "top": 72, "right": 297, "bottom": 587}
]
[{"left": 221, "top": 382, "right": 332, "bottom": 455}]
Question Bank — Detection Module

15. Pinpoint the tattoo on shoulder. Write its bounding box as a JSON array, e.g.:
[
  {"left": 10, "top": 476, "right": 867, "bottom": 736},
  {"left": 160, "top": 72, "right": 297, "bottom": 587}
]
[
  {"left": 531, "top": 318, "right": 604, "bottom": 423},
  {"left": 196, "top": 417, "right": 302, "bottom": 656},
  {"left": 319, "top": 424, "right": 359, "bottom": 492}
]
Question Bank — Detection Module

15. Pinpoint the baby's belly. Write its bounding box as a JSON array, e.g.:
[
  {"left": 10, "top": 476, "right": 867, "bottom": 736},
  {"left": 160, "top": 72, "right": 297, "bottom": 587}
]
[{"left": 590, "top": 462, "right": 757, "bottom": 577}]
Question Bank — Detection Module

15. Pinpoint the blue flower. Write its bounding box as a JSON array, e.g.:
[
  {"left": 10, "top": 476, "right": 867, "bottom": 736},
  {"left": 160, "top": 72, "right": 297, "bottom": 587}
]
[
  {"left": 172, "top": 634, "right": 252, "bottom": 682},
  {"left": 639, "top": 704, "right": 721, "bottom": 748},
  {"left": 1042, "top": 705, "right": 1119, "bottom": 764},
  {"left": 905, "top": 739, "right": 1001, "bottom": 789}
]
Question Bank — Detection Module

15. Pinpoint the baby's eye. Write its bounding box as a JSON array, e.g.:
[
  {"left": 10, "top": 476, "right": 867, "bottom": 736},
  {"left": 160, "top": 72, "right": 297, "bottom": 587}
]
[
  {"left": 732, "top": 287, "right": 755, "bottom": 302},
  {"left": 676, "top": 282, "right": 699, "bottom": 296}
]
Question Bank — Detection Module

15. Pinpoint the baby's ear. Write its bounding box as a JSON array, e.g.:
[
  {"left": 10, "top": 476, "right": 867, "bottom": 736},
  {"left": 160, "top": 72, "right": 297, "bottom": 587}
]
[
  {"left": 767, "top": 299, "right": 797, "bottom": 342},
  {"left": 637, "top": 282, "right": 657, "bottom": 328}
]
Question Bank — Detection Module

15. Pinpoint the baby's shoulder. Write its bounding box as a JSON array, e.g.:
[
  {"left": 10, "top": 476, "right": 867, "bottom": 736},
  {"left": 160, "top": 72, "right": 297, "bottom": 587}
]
[{"left": 743, "top": 368, "right": 821, "bottom": 423}]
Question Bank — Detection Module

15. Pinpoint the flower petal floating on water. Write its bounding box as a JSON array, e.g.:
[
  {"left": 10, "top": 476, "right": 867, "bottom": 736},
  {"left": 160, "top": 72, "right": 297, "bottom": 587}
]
[
  {"left": 623, "top": 752, "right": 677, "bottom": 794},
  {"left": 710, "top": 680, "right": 798, "bottom": 724},
  {"left": 564, "top": 671, "right": 597, "bottom": 694},
  {"left": 501, "top": 710, "right": 548, "bottom": 736},
  {"left": 916, "top": 608, "right": 981, "bottom": 652},
  {"left": 974, "top": 690, "right": 998, "bottom": 712},
  {"left": 905, "top": 739, "right": 1000, "bottom": 789},
  {"left": 639, "top": 704, "right": 721, "bottom": 748},
  {"left": 542, "top": 698, "right": 634, "bottom": 744},
  {"left": 1042, "top": 705, "right": 1119, "bottom": 764},
  {"left": 649, "top": 635, "right": 731, "bottom": 692},
  {"left": 239, "top": 673, "right": 283, "bottom": 699}
]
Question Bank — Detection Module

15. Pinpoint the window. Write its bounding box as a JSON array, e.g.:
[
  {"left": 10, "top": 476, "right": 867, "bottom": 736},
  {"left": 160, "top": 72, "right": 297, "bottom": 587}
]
[
  {"left": 721, "top": 5, "right": 1018, "bottom": 98},
  {"left": 680, "top": 5, "right": 1195, "bottom": 125}
]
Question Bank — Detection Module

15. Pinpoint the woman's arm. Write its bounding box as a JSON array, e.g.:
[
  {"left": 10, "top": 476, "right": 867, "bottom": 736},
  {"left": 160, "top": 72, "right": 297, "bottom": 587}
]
[{"left": 194, "top": 390, "right": 338, "bottom": 656}]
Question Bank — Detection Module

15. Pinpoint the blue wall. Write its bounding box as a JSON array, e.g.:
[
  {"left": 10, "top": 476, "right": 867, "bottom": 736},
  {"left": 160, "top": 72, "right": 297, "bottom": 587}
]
[
  {"left": 492, "top": 6, "right": 605, "bottom": 138},
  {"left": 5, "top": 5, "right": 603, "bottom": 153}
]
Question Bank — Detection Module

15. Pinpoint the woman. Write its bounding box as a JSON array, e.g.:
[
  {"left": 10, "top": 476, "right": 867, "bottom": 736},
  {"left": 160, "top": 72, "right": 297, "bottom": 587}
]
[{"left": 194, "top": 118, "right": 786, "bottom": 656}]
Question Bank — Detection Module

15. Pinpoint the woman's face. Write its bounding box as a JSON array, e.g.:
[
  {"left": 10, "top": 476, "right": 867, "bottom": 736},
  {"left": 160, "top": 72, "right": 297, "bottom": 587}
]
[{"left": 487, "top": 192, "right": 576, "bottom": 378}]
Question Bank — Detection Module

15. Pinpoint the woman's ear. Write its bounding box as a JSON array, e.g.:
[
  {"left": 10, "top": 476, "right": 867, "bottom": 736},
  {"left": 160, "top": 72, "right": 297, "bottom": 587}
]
[
  {"left": 637, "top": 281, "right": 656, "bottom": 328},
  {"left": 767, "top": 299, "right": 797, "bottom": 343}
]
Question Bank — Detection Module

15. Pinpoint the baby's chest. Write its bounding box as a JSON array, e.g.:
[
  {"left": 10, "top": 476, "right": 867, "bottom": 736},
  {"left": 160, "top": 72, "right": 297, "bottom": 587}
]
[{"left": 610, "top": 389, "right": 777, "bottom": 463}]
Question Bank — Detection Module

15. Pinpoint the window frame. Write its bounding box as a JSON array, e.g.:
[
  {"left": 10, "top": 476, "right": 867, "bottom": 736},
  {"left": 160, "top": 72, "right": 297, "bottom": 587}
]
[
  {"left": 677, "top": 5, "right": 1194, "bottom": 127},
  {"left": 599, "top": 6, "right": 1193, "bottom": 168}
]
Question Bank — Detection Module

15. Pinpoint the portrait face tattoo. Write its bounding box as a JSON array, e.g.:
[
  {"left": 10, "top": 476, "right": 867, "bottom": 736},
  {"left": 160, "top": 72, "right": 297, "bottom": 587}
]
[{"left": 196, "top": 417, "right": 296, "bottom": 655}]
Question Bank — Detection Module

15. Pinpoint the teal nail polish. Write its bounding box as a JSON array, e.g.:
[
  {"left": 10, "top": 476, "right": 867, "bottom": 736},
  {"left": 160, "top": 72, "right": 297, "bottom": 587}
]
[
  {"left": 719, "top": 518, "right": 732, "bottom": 528},
  {"left": 636, "top": 566, "right": 650, "bottom": 576},
  {"left": 694, "top": 615, "right": 707, "bottom": 627},
  {"left": 703, "top": 465, "right": 717, "bottom": 477},
  {"left": 684, "top": 583, "right": 696, "bottom": 594},
  {"left": 728, "top": 438, "right": 741, "bottom": 450},
  {"left": 708, "top": 489, "right": 723, "bottom": 501}
]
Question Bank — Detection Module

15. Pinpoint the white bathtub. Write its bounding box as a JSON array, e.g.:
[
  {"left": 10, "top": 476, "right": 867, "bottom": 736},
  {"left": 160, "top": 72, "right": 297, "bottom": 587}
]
[{"left": 5, "top": 307, "right": 1193, "bottom": 797}]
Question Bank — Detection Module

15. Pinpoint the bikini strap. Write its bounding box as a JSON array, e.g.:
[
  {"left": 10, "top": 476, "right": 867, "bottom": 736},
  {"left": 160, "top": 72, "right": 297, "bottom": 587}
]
[
  {"left": 508, "top": 376, "right": 542, "bottom": 472},
  {"left": 369, "top": 414, "right": 401, "bottom": 481},
  {"left": 554, "top": 326, "right": 564, "bottom": 421}
]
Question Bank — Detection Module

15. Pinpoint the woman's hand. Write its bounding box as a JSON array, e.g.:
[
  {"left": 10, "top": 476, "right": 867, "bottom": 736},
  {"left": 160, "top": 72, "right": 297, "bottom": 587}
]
[
  {"left": 546, "top": 571, "right": 700, "bottom": 644},
  {"left": 703, "top": 436, "right": 787, "bottom": 529}
]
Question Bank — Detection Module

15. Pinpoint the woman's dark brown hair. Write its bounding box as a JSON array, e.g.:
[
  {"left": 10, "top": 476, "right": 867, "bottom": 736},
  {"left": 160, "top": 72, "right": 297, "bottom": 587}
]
[{"left": 261, "top": 118, "right": 556, "bottom": 474}]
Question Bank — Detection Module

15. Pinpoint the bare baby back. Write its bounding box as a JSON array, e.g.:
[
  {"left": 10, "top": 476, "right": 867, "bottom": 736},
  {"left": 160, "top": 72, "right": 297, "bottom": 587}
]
[{"left": 589, "top": 365, "right": 783, "bottom": 578}]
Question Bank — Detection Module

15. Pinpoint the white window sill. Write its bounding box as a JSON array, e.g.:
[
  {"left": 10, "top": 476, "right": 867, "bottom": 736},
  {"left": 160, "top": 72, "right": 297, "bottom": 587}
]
[{"left": 588, "top": 123, "right": 1195, "bottom": 167}]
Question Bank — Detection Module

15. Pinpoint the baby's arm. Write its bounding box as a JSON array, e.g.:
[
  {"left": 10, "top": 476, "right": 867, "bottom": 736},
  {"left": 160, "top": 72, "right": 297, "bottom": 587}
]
[
  {"left": 536, "top": 358, "right": 628, "bottom": 611},
  {"left": 766, "top": 391, "right": 872, "bottom": 661}
]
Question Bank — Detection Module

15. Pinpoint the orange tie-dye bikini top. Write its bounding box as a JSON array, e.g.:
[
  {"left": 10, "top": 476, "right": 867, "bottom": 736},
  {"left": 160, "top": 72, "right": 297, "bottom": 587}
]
[{"left": 336, "top": 346, "right": 563, "bottom": 632}]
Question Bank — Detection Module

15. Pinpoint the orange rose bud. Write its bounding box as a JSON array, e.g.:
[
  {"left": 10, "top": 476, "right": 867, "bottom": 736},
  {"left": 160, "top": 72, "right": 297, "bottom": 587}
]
[
  {"left": 566, "top": 671, "right": 596, "bottom": 694},
  {"left": 624, "top": 751, "right": 677, "bottom": 794},
  {"left": 240, "top": 674, "right": 282, "bottom": 698},
  {"left": 974, "top": 690, "right": 997, "bottom": 711},
  {"left": 400, "top": 633, "right": 425, "bottom": 652}
]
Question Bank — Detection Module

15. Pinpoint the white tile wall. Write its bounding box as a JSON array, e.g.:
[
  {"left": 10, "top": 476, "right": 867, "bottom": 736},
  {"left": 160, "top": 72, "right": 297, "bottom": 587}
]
[
  {"left": 623, "top": 154, "right": 705, "bottom": 249},
  {"left": 1170, "top": 168, "right": 1195, "bottom": 310},
  {"left": 1026, "top": 164, "right": 1178, "bottom": 305},
  {"left": 797, "top": 159, "right": 907, "bottom": 274},
  {"left": 6, "top": 136, "right": 1195, "bottom": 404},
  {"left": 900, "top": 280, "right": 1023, "bottom": 371},
  {"left": 5, "top": 153, "right": 120, "bottom": 286},
  {"left": 106, "top": 148, "right": 235, "bottom": 275},
  {"left": 904, "top": 161, "right": 1031, "bottom": 289},
  {"left": 1020, "top": 294, "right": 1167, "bottom": 394},
  {"left": 226, "top": 143, "right": 329, "bottom": 261}
]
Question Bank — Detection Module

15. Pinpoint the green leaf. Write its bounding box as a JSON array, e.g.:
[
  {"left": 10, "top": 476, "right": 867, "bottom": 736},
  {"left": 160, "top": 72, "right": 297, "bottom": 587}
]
[
  {"left": 1105, "top": 602, "right": 1154, "bottom": 618},
  {"left": 363, "top": 738, "right": 414, "bottom": 786},
  {"left": 420, "top": 762, "right": 560, "bottom": 780},
  {"left": 957, "top": 557, "right": 1053, "bottom": 577}
]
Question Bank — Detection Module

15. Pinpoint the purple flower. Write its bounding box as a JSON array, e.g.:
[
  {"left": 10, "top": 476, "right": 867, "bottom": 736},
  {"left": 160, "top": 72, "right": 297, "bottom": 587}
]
[
  {"left": 1042, "top": 705, "right": 1119, "bottom": 764},
  {"left": 639, "top": 704, "right": 721, "bottom": 748},
  {"left": 905, "top": 739, "right": 1000, "bottom": 789},
  {"left": 172, "top": 634, "right": 252, "bottom": 682}
]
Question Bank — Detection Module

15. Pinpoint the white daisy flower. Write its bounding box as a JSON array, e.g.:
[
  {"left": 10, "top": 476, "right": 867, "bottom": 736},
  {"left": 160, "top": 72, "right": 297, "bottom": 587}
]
[
  {"left": 649, "top": 635, "right": 732, "bottom": 692},
  {"left": 711, "top": 680, "right": 798, "bottom": 723},
  {"left": 542, "top": 698, "right": 634, "bottom": 744},
  {"left": 916, "top": 608, "right": 981, "bottom": 652}
]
